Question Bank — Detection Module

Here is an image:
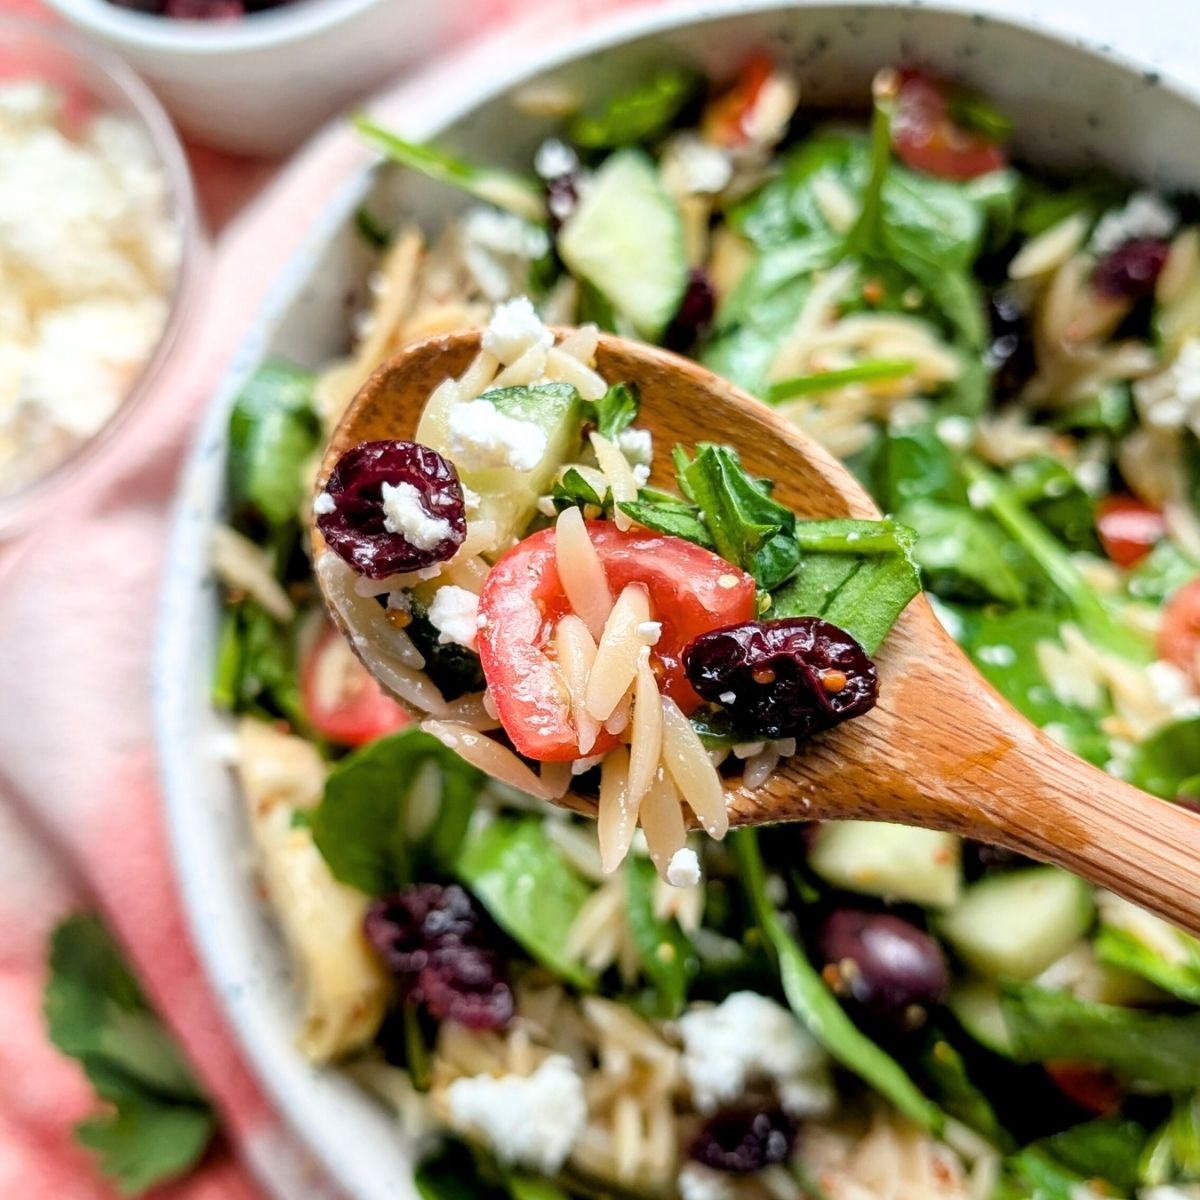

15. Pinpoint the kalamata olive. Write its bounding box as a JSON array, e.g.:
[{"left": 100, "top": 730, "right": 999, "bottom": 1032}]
[
  {"left": 664, "top": 269, "right": 717, "bottom": 352},
  {"left": 985, "top": 288, "right": 1036, "bottom": 399},
  {"left": 1092, "top": 238, "right": 1170, "bottom": 301},
  {"left": 316, "top": 440, "right": 466, "bottom": 580},
  {"left": 683, "top": 617, "right": 878, "bottom": 740},
  {"left": 816, "top": 909, "right": 949, "bottom": 1031},
  {"left": 688, "top": 1108, "right": 797, "bottom": 1174}
]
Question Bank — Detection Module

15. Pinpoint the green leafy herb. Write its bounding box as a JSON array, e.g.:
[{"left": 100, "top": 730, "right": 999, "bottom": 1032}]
[
  {"left": 567, "top": 66, "right": 699, "bottom": 149},
  {"left": 873, "top": 422, "right": 969, "bottom": 510},
  {"left": 765, "top": 358, "right": 916, "bottom": 403},
  {"left": 211, "top": 601, "right": 304, "bottom": 729},
  {"left": 311, "top": 727, "right": 485, "bottom": 894},
  {"left": 227, "top": 360, "right": 321, "bottom": 531},
  {"left": 1008, "top": 455, "right": 1099, "bottom": 554},
  {"left": 772, "top": 518, "right": 920, "bottom": 653},
  {"left": 1095, "top": 924, "right": 1200, "bottom": 1004},
  {"left": 455, "top": 817, "right": 596, "bottom": 989},
  {"left": 587, "top": 381, "right": 640, "bottom": 440},
  {"left": 1141, "top": 1095, "right": 1200, "bottom": 1186},
  {"left": 1126, "top": 539, "right": 1200, "bottom": 605},
  {"left": 1000, "top": 982, "right": 1200, "bottom": 1089},
  {"left": 1127, "top": 715, "right": 1200, "bottom": 801},
  {"left": 354, "top": 116, "right": 546, "bottom": 221},
  {"left": 44, "top": 915, "right": 214, "bottom": 1196},
  {"left": 733, "top": 829, "right": 944, "bottom": 1132},
  {"left": 619, "top": 497, "right": 713, "bottom": 546},
  {"left": 920, "top": 1034, "right": 1011, "bottom": 1147},
  {"left": 625, "top": 855, "right": 696, "bottom": 1018},
  {"left": 551, "top": 467, "right": 611, "bottom": 516},
  {"left": 676, "top": 444, "right": 799, "bottom": 589}
]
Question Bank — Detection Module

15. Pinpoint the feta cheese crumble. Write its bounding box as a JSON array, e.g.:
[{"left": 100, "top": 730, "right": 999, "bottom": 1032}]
[
  {"left": 444, "top": 1054, "right": 587, "bottom": 1173},
  {"left": 379, "top": 480, "right": 454, "bottom": 549},
  {"left": 663, "top": 133, "right": 733, "bottom": 196},
  {"left": 427, "top": 585, "right": 480, "bottom": 651},
  {"left": 666, "top": 847, "right": 701, "bottom": 888},
  {"left": 617, "top": 426, "right": 654, "bottom": 466},
  {"left": 481, "top": 295, "right": 553, "bottom": 365},
  {"left": 1134, "top": 337, "right": 1200, "bottom": 436},
  {"left": 678, "top": 991, "right": 834, "bottom": 1115},
  {"left": 313, "top": 491, "right": 337, "bottom": 516},
  {"left": 1091, "top": 191, "right": 1178, "bottom": 256},
  {"left": 0, "top": 83, "right": 179, "bottom": 495},
  {"left": 448, "top": 399, "right": 548, "bottom": 472},
  {"left": 534, "top": 137, "right": 579, "bottom": 180},
  {"left": 460, "top": 210, "right": 551, "bottom": 303}
]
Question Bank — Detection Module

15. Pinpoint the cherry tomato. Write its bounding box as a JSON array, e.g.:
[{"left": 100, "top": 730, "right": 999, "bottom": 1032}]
[
  {"left": 1096, "top": 494, "right": 1166, "bottom": 569},
  {"left": 703, "top": 51, "right": 776, "bottom": 147},
  {"left": 891, "top": 70, "right": 1007, "bottom": 181},
  {"left": 301, "top": 621, "right": 410, "bottom": 746},
  {"left": 1045, "top": 1061, "right": 1123, "bottom": 1116},
  {"left": 476, "top": 523, "right": 757, "bottom": 761},
  {"left": 1159, "top": 577, "right": 1200, "bottom": 687}
]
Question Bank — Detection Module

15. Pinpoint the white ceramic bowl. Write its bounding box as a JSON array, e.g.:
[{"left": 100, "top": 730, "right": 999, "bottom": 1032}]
[
  {"left": 156, "top": 3, "right": 1200, "bottom": 1197},
  {"left": 42, "top": 0, "right": 458, "bottom": 155}
]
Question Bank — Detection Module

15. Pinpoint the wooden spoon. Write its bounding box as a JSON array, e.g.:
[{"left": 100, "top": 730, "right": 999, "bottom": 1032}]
[{"left": 315, "top": 329, "right": 1200, "bottom": 934}]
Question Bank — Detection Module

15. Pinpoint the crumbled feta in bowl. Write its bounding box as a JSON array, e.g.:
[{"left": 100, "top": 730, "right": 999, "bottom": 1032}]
[{"left": 0, "top": 20, "right": 198, "bottom": 533}]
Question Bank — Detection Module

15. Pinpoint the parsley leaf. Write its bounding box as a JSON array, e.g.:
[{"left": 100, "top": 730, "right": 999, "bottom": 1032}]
[
  {"left": 44, "top": 914, "right": 215, "bottom": 1196},
  {"left": 585, "top": 381, "right": 640, "bottom": 441}
]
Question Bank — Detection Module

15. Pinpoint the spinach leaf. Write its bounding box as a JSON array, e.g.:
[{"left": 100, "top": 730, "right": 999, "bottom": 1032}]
[
  {"left": 1141, "top": 1095, "right": 1200, "bottom": 1186},
  {"left": 227, "top": 361, "right": 321, "bottom": 531},
  {"left": 994, "top": 1148, "right": 1084, "bottom": 1200},
  {"left": 1127, "top": 539, "right": 1200, "bottom": 605},
  {"left": 1053, "top": 381, "right": 1135, "bottom": 438},
  {"left": 1000, "top": 982, "right": 1200, "bottom": 1089},
  {"left": 212, "top": 600, "right": 304, "bottom": 727},
  {"left": 874, "top": 422, "right": 968, "bottom": 510},
  {"left": 1015, "top": 175, "right": 1125, "bottom": 238},
  {"left": 587, "top": 381, "right": 639, "bottom": 441},
  {"left": 618, "top": 498, "right": 713, "bottom": 546},
  {"left": 415, "top": 1144, "right": 508, "bottom": 1200},
  {"left": 1094, "top": 924, "right": 1200, "bottom": 1004},
  {"left": 506, "top": 1177, "right": 573, "bottom": 1200},
  {"left": 920, "top": 1034, "right": 1011, "bottom": 1147},
  {"left": 732, "top": 829, "right": 944, "bottom": 1132},
  {"left": 962, "top": 460, "right": 1152, "bottom": 662},
  {"left": 354, "top": 117, "right": 545, "bottom": 221},
  {"left": 551, "top": 467, "right": 611, "bottom": 516},
  {"left": 455, "top": 818, "right": 596, "bottom": 989},
  {"left": 899, "top": 498, "right": 1028, "bottom": 606},
  {"left": 625, "top": 856, "right": 695, "bottom": 1018},
  {"left": 765, "top": 358, "right": 916, "bottom": 403},
  {"left": 677, "top": 444, "right": 800, "bottom": 589},
  {"left": 1127, "top": 715, "right": 1200, "bottom": 801},
  {"left": 311, "top": 728, "right": 485, "bottom": 895},
  {"left": 1008, "top": 455, "right": 1099, "bottom": 553},
  {"left": 567, "top": 66, "right": 699, "bottom": 149},
  {"left": 406, "top": 599, "right": 487, "bottom": 701},
  {"left": 772, "top": 518, "right": 920, "bottom": 653}
]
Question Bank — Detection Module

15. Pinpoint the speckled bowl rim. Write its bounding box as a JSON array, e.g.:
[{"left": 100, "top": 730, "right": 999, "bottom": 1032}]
[{"left": 155, "top": 3, "right": 1200, "bottom": 1198}]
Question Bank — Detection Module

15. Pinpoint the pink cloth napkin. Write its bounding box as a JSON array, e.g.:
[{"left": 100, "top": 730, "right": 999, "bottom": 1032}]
[{"left": 0, "top": 1, "right": 648, "bottom": 1195}]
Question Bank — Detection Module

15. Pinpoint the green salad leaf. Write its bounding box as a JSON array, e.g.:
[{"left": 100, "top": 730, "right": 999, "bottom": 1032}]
[
  {"left": 212, "top": 601, "right": 304, "bottom": 725},
  {"left": 1000, "top": 983, "right": 1200, "bottom": 1089},
  {"left": 1127, "top": 715, "right": 1200, "bottom": 801},
  {"left": 587, "top": 381, "right": 640, "bottom": 441},
  {"left": 1126, "top": 539, "right": 1200, "bottom": 605},
  {"left": 625, "top": 855, "right": 696, "bottom": 1018},
  {"left": 919, "top": 1034, "right": 1011, "bottom": 1147},
  {"left": 567, "top": 66, "right": 699, "bottom": 149},
  {"left": 1141, "top": 1095, "right": 1200, "bottom": 1186},
  {"left": 311, "top": 728, "right": 486, "bottom": 895},
  {"left": 733, "top": 830, "right": 944, "bottom": 1132},
  {"left": 227, "top": 360, "right": 322, "bottom": 531},
  {"left": 44, "top": 915, "right": 215, "bottom": 1196},
  {"left": 997, "top": 1118, "right": 1149, "bottom": 1200},
  {"left": 1095, "top": 924, "right": 1200, "bottom": 1004},
  {"left": 455, "top": 817, "right": 596, "bottom": 989}
]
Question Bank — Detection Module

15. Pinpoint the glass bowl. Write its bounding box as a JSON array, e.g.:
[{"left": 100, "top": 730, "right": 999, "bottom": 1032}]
[{"left": 0, "top": 16, "right": 202, "bottom": 538}]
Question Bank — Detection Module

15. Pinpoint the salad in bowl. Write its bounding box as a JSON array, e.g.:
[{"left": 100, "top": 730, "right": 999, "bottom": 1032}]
[{"left": 208, "top": 56, "right": 1200, "bottom": 1200}]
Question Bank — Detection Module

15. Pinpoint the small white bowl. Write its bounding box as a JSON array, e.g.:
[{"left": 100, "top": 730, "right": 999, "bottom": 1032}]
[{"left": 42, "top": 0, "right": 458, "bottom": 156}]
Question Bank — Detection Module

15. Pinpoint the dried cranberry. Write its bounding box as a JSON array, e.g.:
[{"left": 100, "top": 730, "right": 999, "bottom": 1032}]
[
  {"left": 689, "top": 1108, "right": 797, "bottom": 1174},
  {"left": 364, "top": 884, "right": 479, "bottom": 975},
  {"left": 1093, "top": 238, "right": 1170, "bottom": 301},
  {"left": 364, "top": 884, "right": 513, "bottom": 1031},
  {"left": 546, "top": 174, "right": 580, "bottom": 233},
  {"left": 416, "top": 945, "right": 515, "bottom": 1030},
  {"left": 164, "top": 0, "right": 243, "bottom": 16},
  {"left": 683, "top": 617, "right": 878, "bottom": 740},
  {"left": 816, "top": 909, "right": 948, "bottom": 1031},
  {"left": 986, "top": 288, "right": 1035, "bottom": 399},
  {"left": 317, "top": 440, "right": 466, "bottom": 580},
  {"left": 664, "top": 269, "right": 717, "bottom": 352}
]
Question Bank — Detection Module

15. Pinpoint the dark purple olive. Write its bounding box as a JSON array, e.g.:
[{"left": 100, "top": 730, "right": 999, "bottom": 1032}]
[
  {"left": 688, "top": 1108, "right": 797, "bottom": 1174},
  {"left": 316, "top": 440, "right": 466, "bottom": 579},
  {"left": 985, "top": 288, "right": 1036, "bottom": 399},
  {"left": 683, "top": 617, "right": 878, "bottom": 740},
  {"left": 1093, "top": 238, "right": 1170, "bottom": 301},
  {"left": 817, "top": 909, "right": 949, "bottom": 1031},
  {"left": 664, "top": 269, "right": 717, "bottom": 352}
]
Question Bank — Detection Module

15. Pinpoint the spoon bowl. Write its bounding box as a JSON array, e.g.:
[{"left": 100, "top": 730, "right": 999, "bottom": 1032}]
[{"left": 316, "top": 328, "right": 1200, "bottom": 935}]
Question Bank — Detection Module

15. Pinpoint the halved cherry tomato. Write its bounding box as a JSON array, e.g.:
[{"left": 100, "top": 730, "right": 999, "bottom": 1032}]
[
  {"left": 891, "top": 70, "right": 1007, "bottom": 181},
  {"left": 476, "top": 523, "right": 757, "bottom": 761},
  {"left": 1159, "top": 577, "right": 1200, "bottom": 687},
  {"left": 301, "top": 621, "right": 410, "bottom": 746},
  {"left": 1096, "top": 494, "right": 1166, "bottom": 569},
  {"left": 703, "top": 51, "right": 776, "bottom": 147},
  {"left": 1045, "top": 1061, "right": 1123, "bottom": 1116}
]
